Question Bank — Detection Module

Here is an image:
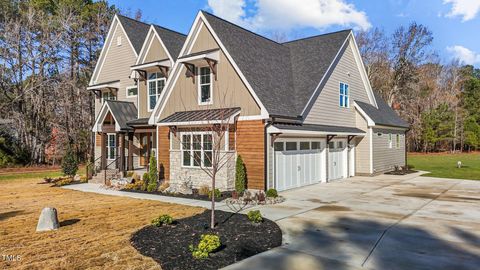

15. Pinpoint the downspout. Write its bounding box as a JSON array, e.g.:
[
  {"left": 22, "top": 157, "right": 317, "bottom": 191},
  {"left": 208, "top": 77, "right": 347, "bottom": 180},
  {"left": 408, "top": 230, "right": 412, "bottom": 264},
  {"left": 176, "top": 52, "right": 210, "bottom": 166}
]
[{"left": 405, "top": 129, "right": 409, "bottom": 169}]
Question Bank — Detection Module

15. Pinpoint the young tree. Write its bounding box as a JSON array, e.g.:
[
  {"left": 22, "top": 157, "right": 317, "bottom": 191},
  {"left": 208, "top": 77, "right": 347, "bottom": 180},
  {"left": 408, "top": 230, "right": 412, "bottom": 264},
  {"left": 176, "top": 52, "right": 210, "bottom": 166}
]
[{"left": 62, "top": 146, "right": 78, "bottom": 178}]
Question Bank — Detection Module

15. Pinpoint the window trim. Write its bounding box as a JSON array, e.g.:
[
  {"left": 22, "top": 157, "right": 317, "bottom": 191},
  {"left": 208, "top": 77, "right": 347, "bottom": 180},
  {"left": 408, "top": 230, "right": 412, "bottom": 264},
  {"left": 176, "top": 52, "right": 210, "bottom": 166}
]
[
  {"left": 197, "top": 66, "right": 213, "bottom": 105},
  {"left": 101, "top": 91, "right": 116, "bottom": 103},
  {"left": 339, "top": 82, "right": 349, "bottom": 108},
  {"left": 396, "top": 134, "right": 400, "bottom": 149},
  {"left": 147, "top": 72, "right": 166, "bottom": 112},
  {"left": 126, "top": 85, "right": 138, "bottom": 98},
  {"left": 106, "top": 133, "right": 116, "bottom": 160},
  {"left": 388, "top": 133, "right": 393, "bottom": 149},
  {"left": 180, "top": 131, "right": 213, "bottom": 168}
]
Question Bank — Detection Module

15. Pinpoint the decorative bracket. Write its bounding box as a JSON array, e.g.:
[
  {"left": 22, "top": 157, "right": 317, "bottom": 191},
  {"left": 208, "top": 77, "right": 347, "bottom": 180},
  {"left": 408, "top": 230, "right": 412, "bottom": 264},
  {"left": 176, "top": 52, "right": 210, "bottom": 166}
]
[
  {"left": 158, "top": 66, "right": 169, "bottom": 79},
  {"left": 205, "top": 58, "right": 218, "bottom": 81},
  {"left": 348, "top": 135, "right": 356, "bottom": 144},
  {"left": 184, "top": 63, "right": 196, "bottom": 83},
  {"left": 271, "top": 133, "right": 282, "bottom": 147},
  {"left": 169, "top": 125, "right": 178, "bottom": 137},
  {"left": 327, "top": 135, "right": 336, "bottom": 144}
]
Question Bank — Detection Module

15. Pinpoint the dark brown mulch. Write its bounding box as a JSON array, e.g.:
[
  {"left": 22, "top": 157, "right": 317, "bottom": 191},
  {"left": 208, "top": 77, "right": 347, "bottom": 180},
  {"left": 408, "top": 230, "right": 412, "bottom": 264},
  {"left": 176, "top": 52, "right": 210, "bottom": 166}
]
[
  {"left": 121, "top": 188, "right": 232, "bottom": 202},
  {"left": 130, "top": 210, "right": 282, "bottom": 270},
  {"left": 384, "top": 169, "right": 417, "bottom": 175}
]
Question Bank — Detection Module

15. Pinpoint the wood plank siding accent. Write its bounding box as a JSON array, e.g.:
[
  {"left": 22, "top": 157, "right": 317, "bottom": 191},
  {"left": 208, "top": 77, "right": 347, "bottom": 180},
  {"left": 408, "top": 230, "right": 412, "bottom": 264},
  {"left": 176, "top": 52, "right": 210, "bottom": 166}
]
[
  {"left": 157, "top": 126, "right": 170, "bottom": 180},
  {"left": 236, "top": 120, "right": 265, "bottom": 190},
  {"left": 95, "top": 133, "right": 102, "bottom": 146}
]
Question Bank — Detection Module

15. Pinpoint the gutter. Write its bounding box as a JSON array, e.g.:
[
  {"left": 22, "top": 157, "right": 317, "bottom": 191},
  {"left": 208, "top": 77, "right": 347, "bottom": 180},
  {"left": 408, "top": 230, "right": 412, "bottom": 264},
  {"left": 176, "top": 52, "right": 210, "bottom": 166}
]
[{"left": 264, "top": 120, "right": 273, "bottom": 191}]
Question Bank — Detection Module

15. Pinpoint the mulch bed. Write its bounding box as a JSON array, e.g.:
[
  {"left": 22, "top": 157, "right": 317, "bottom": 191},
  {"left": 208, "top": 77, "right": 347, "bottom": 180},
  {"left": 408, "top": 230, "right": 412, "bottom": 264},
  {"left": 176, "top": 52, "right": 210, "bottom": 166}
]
[
  {"left": 130, "top": 210, "right": 282, "bottom": 270},
  {"left": 121, "top": 189, "right": 233, "bottom": 202},
  {"left": 384, "top": 169, "right": 417, "bottom": 175}
]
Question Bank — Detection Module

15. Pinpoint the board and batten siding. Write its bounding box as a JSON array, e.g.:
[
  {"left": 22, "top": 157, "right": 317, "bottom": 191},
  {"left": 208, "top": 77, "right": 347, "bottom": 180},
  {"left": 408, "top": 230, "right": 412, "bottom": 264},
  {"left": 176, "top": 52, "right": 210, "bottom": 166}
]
[
  {"left": 354, "top": 110, "right": 371, "bottom": 174},
  {"left": 94, "top": 24, "right": 138, "bottom": 117},
  {"left": 304, "top": 39, "right": 371, "bottom": 127},
  {"left": 158, "top": 22, "right": 261, "bottom": 120},
  {"left": 372, "top": 128, "right": 406, "bottom": 173}
]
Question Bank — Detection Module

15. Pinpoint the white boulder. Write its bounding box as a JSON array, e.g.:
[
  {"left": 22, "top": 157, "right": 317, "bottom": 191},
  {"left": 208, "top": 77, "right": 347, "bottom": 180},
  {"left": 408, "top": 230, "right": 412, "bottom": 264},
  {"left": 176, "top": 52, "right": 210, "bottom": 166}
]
[{"left": 36, "top": 207, "right": 59, "bottom": 232}]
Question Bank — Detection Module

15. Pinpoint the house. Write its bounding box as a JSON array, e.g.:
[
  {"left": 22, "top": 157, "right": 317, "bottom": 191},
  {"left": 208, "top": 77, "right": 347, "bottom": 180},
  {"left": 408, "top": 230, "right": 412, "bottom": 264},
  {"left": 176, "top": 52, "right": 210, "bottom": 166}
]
[{"left": 89, "top": 11, "right": 409, "bottom": 191}]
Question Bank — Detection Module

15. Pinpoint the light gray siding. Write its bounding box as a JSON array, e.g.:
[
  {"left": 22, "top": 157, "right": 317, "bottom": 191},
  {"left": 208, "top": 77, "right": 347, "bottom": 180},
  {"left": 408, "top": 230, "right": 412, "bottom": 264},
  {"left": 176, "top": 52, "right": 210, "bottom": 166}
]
[
  {"left": 304, "top": 39, "right": 371, "bottom": 126},
  {"left": 355, "top": 111, "right": 371, "bottom": 174},
  {"left": 372, "top": 128, "right": 406, "bottom": 173}
]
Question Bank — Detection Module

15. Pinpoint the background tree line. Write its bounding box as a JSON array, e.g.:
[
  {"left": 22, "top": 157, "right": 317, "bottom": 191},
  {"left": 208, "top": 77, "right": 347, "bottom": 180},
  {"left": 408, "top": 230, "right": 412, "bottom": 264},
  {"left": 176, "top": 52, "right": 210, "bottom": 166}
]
[{"left": 0, "top": 1, "right": 479, "bottom": 167}]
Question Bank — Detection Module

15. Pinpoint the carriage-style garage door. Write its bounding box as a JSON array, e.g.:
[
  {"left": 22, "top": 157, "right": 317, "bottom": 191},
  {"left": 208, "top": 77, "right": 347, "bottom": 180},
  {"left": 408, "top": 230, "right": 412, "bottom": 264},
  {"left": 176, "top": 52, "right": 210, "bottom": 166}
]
[
  {"left": 328, "top": 140, "right": 347, "bottom": 180},
  {"left": 274, "top": 141, "right": 324, "bottom": 191}
]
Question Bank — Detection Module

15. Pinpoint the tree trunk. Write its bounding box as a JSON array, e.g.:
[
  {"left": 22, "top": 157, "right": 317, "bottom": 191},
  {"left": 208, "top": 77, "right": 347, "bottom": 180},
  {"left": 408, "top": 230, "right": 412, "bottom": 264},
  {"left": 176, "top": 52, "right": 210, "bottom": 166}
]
[{"left": 211, "top": 171, "right": 216, "bottom": 229}]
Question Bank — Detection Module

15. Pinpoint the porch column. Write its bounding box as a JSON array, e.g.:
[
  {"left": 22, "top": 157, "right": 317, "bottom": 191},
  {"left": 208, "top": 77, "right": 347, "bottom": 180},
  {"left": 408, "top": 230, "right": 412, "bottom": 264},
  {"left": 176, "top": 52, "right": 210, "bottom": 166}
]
[
  {"left": 119, "top": 133, "right": 126, "bottom": 173},
  {"left": 128, "top": 133, "right": 134, "bottom": 170},
  {"left": 100, "top": 133, "right": 106, "bottom": 169}
]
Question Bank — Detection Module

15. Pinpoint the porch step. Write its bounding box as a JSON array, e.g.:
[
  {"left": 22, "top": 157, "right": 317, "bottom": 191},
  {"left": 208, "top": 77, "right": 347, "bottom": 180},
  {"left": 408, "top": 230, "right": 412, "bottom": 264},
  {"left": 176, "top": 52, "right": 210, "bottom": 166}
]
[{"left": 89, "top": 169, "right": 121, "bottom": 184}]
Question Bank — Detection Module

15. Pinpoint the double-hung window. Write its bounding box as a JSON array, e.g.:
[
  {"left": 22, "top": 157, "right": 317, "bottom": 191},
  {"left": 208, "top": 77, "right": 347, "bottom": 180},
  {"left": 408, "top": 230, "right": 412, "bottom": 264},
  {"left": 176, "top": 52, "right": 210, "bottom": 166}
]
[
  {"left": 182, "top": 133, "right": 213, "bottom": 168},
  {"left": 388, "top": 134, "right": 393, "bottom": 149},
  {"left": 198, "top": 67, "right": 212, "bottom": 105},
  {"left": 107, "top": 134, "right": 116, "bottom": 160},
  {"left": 102, "top": 91, "right": 116, "bottom": 103},
  {"left": 147, "top": 72, "right": 165, "bottom": 111},
  {"left": 339, "top": 82, "right": 349, "bottom": 108},
  {"left": 126, "top": 85, "right": 138, "bottom": 98}
]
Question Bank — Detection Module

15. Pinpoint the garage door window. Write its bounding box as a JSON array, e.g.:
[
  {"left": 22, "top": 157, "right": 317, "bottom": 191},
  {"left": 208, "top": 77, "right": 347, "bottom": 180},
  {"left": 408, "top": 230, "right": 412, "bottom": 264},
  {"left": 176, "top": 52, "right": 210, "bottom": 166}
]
[
  {"left": 300, "top": 142, "right": 310, "bottom": 150},
  {"left": 328, "top": 141, "right": 335, "bottom": 149},
  {"left": 274, "top": 142, "right": 284, "bottom": 151},
  {"left": 286, "top": 142, "right": 297, "bottom": 151},
  {"left": 311, "top": 142, "right": 321, "bottom": 149},
  {"left": 337, "top": 141, "right": 344, "bottom": 148}
]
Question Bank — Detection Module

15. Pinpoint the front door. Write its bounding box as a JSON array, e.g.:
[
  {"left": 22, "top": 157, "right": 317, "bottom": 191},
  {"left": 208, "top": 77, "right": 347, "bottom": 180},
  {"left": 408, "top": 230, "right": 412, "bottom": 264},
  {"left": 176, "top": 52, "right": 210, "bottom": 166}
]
[{"left": 139, "top": 133, "right": 152, "bottom": 167}]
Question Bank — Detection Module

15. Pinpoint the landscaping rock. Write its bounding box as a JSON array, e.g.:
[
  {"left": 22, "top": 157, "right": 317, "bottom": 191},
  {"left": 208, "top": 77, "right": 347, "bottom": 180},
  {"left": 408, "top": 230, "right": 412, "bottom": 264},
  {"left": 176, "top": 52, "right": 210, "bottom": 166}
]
[
  {"left": 73, "top": 174, "right": 81, "bottom": 181},
  {"left": 36, "top": 207, "right": 59, "bottom": 232}
]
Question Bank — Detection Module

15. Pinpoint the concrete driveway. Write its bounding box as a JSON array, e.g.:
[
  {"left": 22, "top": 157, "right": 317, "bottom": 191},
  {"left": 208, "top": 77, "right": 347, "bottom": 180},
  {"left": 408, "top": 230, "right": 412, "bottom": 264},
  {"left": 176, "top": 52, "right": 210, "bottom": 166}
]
[{"left": 225, "top": 172, "right": 480, "bottom": 270}]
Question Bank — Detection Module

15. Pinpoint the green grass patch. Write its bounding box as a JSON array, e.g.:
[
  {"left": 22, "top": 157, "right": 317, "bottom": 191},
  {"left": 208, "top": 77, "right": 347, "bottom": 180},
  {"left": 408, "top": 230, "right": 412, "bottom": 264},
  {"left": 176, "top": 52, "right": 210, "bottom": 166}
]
[
  {"left": 0, "top": 166, "right": 86, "bottom": 181},
  {"left": 408, "top": 152, "right": 480, "bottom": 180}
]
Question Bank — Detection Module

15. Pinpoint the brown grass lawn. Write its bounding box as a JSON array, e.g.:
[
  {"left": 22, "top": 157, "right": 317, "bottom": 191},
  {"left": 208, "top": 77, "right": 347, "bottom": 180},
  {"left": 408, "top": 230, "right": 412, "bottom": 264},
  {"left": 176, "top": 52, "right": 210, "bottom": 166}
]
[{"left": 0, "top": 178, "right": 203, "bottom": 270}]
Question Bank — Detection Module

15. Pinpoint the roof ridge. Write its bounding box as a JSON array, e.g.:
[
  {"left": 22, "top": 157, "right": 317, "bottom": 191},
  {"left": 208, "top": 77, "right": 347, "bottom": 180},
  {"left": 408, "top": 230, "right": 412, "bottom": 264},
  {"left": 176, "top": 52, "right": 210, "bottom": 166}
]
[
  {"left": 106, "top": 99, "right": 135, "bottom": 105},
  {"left": 117, "top": 14, "right": 187, "bottom": 37},
  {"left": 117, "top": 14, "right": 150, "bottom": 27},
  {"left": 282, "top": 29, "right": 351, "bottom": 44},
  {"left": 152, "top": 24, "right": 187, "bottom": 37},
  {"left": 200, "top": 10, "right": 283, "bottom": 46}
]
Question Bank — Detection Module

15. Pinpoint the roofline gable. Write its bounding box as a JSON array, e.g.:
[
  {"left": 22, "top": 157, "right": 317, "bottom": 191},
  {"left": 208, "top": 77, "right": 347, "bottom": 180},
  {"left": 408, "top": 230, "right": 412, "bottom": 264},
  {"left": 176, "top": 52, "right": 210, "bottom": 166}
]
[
  {"left": 92, "top": 101, "right": 121, "bottom": 132},
  {"left": 135, "top": 25, "right": 174, "bottom": 65},
  {"left": 148, "top": 11, "right": 269, "bottom": 125},
  {"left": 89, "top": 14, "right": 139, "bottom": 86},
  {"left": 353, "top": 101, "right": 375, "bottom": 126},
  {"left": 299, "top": 32, "right": 378, "bottom": 119}
]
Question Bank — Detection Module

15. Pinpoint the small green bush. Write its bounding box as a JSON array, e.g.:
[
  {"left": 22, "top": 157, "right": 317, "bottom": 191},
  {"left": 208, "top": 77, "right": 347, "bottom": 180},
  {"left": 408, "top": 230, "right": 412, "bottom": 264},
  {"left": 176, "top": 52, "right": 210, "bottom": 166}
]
[
  {"left": 126, "top": 171, "right": 134, "bottom": 177},
  {"left": 208, "top": 188, "right": 221, "bottom": 199},
  {"left": 235, "top": 155, "right": 246, "bottom": 194},
  {"left": 266, "top": 188, "right": 278, "bottom": 198},
  {"left": 151, "top": 214, "right": 174, "bottom": 227},
  {"left": 247, "top": 210, "right": 263, "bottom": 223},
  {"left": 189, "top": 234, "right": 221, "bottom": 259},
  {"left": 62, "top": 147, "right": 78, "bottom": 178}
]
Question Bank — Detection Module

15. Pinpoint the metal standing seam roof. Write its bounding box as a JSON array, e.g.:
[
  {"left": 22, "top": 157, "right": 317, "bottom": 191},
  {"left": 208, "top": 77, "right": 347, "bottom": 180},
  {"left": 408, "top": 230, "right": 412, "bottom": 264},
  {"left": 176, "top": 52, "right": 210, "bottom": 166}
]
[
  {"left": 355, "top": 92, "right": 410, "bottom": 128},
  {"left": 159, "top": 107, "right": 241, "bottom": 123},
  {"left": 273, "top": 123, "right": 365, "bottom": 134},
  {"left": 105, "top": 100, "right": 138, "bottom": 130}
]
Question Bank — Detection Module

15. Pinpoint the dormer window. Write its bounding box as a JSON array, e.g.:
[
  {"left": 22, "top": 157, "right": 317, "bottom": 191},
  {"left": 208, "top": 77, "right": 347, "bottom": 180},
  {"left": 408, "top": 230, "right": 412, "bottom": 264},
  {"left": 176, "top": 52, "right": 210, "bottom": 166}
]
[
  {"left": 148, "top": 72, "right": 165, "bottom": 111},
  {"left": 102, "top": 91, "right": 116, "bottom": 103},
  {"left": 198, "top": 67, "right": 212, "bottom": 105},
  {"left": 339, "top": 82, "right": 349, "bottom": 108}
]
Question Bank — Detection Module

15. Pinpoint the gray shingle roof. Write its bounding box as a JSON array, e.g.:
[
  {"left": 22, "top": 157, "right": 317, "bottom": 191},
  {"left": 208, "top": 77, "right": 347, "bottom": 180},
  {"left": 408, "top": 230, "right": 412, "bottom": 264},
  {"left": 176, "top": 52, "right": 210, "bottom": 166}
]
[
  {"left": 201, "top": 11, "right": 351, "bottom": 118},
  {"left": 160, "top": 107, "right": 241, "bottom": 123},
  {"left": 117, "top": 15, "right": 150, "bottom": 54},
  {"left": 126, "top": 118, "right": 149, "bottom": 126},
  {"left": 273, "top": 123, "right": 365, "bottom": 134},
  {"left": 105, "top": 100, "right": 138, "bottom": 130},
  {"left": 152, "top": 25, "right": 187, "bottom": 60},
  {"left": 355, "top": 92, "right": 410, "bottom": 128}
]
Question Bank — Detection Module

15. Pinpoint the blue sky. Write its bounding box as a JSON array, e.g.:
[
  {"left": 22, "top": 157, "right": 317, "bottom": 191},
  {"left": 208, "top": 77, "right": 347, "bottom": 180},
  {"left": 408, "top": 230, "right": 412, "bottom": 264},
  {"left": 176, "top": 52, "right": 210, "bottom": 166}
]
[{"left": 110, "top": 0, "right": 480, "bottom": 67}]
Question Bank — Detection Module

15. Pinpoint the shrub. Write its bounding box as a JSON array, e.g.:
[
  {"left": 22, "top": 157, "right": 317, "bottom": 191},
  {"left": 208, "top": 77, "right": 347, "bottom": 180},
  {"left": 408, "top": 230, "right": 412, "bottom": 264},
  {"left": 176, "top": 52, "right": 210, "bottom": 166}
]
[
  {"left": 198, "top": 185, "right": 210, "bottom": 196},
  {"left": 79, "top": 176, "right": 88, "bottom": 183},
  {"left": 235, "top": 155, "right": 246, "bottom": 194},
  {"left": 148, "top": 155, "right": 158, "bottom": 190},
  {"left": 157, "top": 182, "right": 169, "bottom": 192},
  {"left": 55, "top": 178, "right": 73, "bottom": 186},
  {"left": 266, "top": 189, "right": 278, "bottom": 198},
  {"left": 62, "top": 147, "right": 78, "bottom": 178},
  {"left": 247, "top": 210, "right": 263, "bottom": 223},
  {"left": 142, "top": 173, "right": 149, "bottom": 191},
  {"left": 124, "top": 180, "right": 144, "bottom": 190},
  {"left": 132, "top": 173, "right": 140, "bottom": 182},
  {"left": 126, "top": 171, "right": 134, "bottom": 177},
  {"left": 189, "top": 234, "right": 221, "bottom": 259},
  {"left": 151, "top": 214, "right": 174, "bottom": 227},
  {"left": 208, "top": 188, "right": 221, "bottom": 199},
  {"left": 256, "top": 191, "right": 266, "bottom": 202}
]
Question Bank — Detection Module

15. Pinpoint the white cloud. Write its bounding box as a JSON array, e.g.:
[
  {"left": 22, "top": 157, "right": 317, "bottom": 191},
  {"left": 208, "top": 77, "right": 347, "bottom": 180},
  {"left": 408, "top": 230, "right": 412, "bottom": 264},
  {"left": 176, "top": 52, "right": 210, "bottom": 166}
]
[
  {"left": 447, "top": 45, "right": 480, "bottom": 65},
  {"left": 207, "top": 0, "right": 371, "bottom": 31},
  {"left": 443, "top": 0, "right": 480, "bottom": 21}
]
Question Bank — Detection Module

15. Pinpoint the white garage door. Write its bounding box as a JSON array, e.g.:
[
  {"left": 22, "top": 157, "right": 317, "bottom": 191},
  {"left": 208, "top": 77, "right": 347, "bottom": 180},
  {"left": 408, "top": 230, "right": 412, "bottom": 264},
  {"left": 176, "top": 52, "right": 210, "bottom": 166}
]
[
  {"left": 274, "top": 141, "right": 324, "bottom": 191},
  {"left": 328, "top": 140, "right": 346, "bottom": 180}
]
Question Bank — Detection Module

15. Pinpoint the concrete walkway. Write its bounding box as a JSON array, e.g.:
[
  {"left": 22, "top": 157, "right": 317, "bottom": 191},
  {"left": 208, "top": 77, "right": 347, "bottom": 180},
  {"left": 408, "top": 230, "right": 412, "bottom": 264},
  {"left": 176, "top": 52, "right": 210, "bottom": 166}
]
[
  {"left": 225, "top": 172, "right": 480, "bottom": 270},
  {"left": 62, "top": 183, "right": 230, "bottom": 210}
]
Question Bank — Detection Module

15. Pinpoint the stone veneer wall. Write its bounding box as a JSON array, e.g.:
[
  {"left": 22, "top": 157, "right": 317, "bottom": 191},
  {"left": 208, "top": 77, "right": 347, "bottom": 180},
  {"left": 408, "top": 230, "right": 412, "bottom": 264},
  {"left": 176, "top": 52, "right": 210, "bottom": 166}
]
[{"left": 169, "top": 150, "right": 236, "bottom": 191}]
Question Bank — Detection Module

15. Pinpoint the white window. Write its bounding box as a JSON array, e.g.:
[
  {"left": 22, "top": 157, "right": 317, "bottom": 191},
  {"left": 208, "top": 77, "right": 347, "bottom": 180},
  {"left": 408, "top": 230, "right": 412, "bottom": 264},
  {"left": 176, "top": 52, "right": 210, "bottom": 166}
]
[
  {"left": 117, "top": 36, "right": 122, "bottom": 46},
  {"left": 126, "top": 86, "right": 137, "bottom": 98},
  {"left": 107, "top": 134, "right": 116, "bottom": 160},
  {"left": 147, "top": 72, "right": 165, "bottom": 111},
  {"left": 181, "top": 133, "right": 213, "bottom": 168},
  {"left": 339, "top": 82, "right": 349, "bottom": 108},
  {"left": 198, "top": 67, "right": 212, "bottom": 105},
  {"left": 388, "top": 133, "right": 393, "bottom": 149},
  {"left": 396, "top": 134, "right": 400, "bottom": 149},
  {"left": 101, "top": 91, "right": 116, "bottom": 103}
]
